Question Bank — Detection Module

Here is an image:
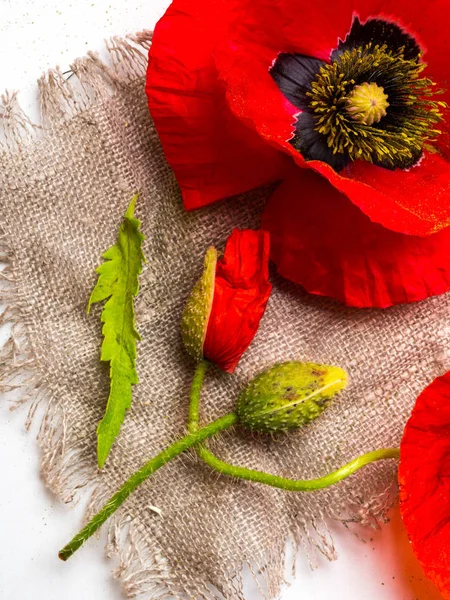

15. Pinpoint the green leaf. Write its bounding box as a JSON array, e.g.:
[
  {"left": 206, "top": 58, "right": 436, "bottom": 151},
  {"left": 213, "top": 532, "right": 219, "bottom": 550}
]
[{"left": 88, "top": 194, "right": 145, "bottom": 469}]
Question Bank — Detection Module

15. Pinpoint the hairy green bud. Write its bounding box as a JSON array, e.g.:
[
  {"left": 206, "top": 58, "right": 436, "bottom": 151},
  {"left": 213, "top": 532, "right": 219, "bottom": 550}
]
[
  {"left": 181, "top": 247, "right": 217, "bottom": 361},
  {"left": 237, "top": 361, "right": 348, "bottom": 433}
]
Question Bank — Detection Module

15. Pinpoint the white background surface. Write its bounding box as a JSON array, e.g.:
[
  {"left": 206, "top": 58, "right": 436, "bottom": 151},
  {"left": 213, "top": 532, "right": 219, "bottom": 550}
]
[{"left": 0, "top": 1, "right": 444, "bottom": 599}]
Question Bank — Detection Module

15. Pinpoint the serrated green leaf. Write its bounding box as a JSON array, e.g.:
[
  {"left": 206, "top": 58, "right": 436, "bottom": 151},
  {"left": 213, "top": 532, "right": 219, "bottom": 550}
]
[{"left": 88, "top": 194, "right": 145, "bottom": 469}]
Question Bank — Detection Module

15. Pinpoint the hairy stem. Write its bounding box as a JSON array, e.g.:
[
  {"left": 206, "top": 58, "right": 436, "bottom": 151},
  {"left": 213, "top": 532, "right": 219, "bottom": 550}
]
[
  {"left": 58, "top": 411, "right": 237, "bottom": 561},
  {"left": 188, "top": 359, "right": 208, "bottom": 433},
  {"left": 188, "top": 362, "right": 400, "bottom": 492},
  {"left": 197, "top": 444, "right": 400, "bottom": 491}
]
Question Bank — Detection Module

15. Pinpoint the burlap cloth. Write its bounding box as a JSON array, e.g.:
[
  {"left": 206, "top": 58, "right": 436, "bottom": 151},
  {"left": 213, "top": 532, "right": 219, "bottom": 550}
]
[{"left": 2, "top": 33, "right": 450, "bottom": 599}]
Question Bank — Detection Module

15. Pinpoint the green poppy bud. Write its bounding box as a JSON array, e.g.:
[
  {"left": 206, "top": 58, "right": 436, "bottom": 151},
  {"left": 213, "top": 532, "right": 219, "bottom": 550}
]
[{"left": 236, "top": 361, "right": 348, "bottom": 433}]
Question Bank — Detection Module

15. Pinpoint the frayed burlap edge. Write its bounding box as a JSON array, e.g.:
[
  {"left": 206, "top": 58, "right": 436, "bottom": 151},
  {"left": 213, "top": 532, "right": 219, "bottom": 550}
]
[
  {"left": 0, "top": 31, "right": 398, "bottom": 600},
  {"left": 0, "top": 33, "right": 188, "bottom": 600}
]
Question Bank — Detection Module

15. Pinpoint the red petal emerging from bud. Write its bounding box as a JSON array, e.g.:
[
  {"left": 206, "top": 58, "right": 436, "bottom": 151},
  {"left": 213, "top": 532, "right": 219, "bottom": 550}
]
[{"left": 203, "top": 229, "right": 272, "bottom": 373}]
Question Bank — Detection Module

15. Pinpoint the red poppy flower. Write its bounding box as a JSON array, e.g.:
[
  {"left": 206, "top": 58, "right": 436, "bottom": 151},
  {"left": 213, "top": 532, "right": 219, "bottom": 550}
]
[
  {"left": 399, "top": 371, "right": 450, "bottom": 599},
  {"left": 181, "top": 229, "right": 272, "bottom": 373},
  {"left": 147, "top": 0, "right": 450, "bottom": 308}
]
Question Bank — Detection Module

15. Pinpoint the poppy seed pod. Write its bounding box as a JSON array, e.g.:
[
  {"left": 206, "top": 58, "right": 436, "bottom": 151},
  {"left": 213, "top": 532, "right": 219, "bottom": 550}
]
[{"left": 237, "top": 362, "right": 348, "bottom": 433}]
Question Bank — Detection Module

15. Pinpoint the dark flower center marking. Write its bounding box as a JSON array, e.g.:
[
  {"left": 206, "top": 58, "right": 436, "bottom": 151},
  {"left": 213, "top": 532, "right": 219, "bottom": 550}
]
[{"left": 270, "top": 17, "right": 447, "bottom": 171}]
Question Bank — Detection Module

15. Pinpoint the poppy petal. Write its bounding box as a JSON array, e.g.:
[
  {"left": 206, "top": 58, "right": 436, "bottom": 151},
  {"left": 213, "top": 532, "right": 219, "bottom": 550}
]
[
  {"left": 308, "top": 152, "right": 450, "bottom": 236},
  {"left": 204, "top": 229, "right": 272, "bottom": 373},
  {"left": 215, "top": 0, "right": 450, "bottom": 234},
  {"left": 399, "top": 371, "right": 450, "bottom": 600},
  {"left": 146, "top": 0, "right": 287, "bottom": 211},
  {"left": 262, "top": 167, "right": 450, "bottom": 308}
]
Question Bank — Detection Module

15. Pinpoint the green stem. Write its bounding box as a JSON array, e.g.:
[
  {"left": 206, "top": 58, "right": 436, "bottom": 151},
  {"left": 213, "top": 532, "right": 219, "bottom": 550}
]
[
  {"left": 188, "top": 360, "right": 208, "bottom": 433},
  {"left": 188, "top": 362, "right": 400, "bottom": 492},
  {"left": 58, "top": 412, "right": 237, "bottom": 561},
  {"left": 196, "top": 444, "right": 400, "bottom": 491}
]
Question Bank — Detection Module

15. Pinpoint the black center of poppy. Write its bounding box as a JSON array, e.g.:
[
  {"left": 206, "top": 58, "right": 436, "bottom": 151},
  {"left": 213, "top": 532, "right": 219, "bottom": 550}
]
[{"left": 270, "top": 17, "right": 446, "bottom": 171}]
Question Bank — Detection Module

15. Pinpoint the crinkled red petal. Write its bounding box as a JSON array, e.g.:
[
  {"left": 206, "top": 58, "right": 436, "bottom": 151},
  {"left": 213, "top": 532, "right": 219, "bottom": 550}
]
[
  {"left": 399, "top": 371, "right": 450, "bottom": 600},
  {"left": 203, "top": 229, "right": 272, "bottom": 373},
  {"left": 146, "top": 0, "right": 287, "bottom": 211},
  {"left": 308, "top": 153, "right": 450, "bottom": 236},
  {"left": 215, "top": 0, "right": 450, "bottom": 234},
  {"left": 262, "top": 167, "right": 450, "bottom": 308}
]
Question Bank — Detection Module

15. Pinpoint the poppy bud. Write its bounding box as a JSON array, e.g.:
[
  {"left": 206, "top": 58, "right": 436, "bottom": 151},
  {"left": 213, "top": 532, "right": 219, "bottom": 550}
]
[
  {"left": 181, "top": 229, "right": 272, "bottom": 373},
  {"left": 237, "top": 361, "right": 348, "bottom": 433}
]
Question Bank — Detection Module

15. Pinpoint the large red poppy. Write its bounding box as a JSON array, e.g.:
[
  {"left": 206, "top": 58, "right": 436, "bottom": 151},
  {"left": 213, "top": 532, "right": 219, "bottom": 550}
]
[
  {"left": 146, "top": 0, "right": 450, "bottom": 308},
  {"left": 399, "top": 371, "right": 450, "bottom": 599}
]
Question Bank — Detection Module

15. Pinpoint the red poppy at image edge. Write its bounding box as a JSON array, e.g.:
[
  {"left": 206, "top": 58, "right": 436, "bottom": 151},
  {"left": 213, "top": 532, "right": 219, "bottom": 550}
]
[
  {"left": 399, "top": 371, "right": 450, "bottom": 600},
  {"left": 146, "top": 0, "right": 450, "bottom": 308},
  {"left": 203, "top": 229, "right": 272, "bottom": 373}
]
